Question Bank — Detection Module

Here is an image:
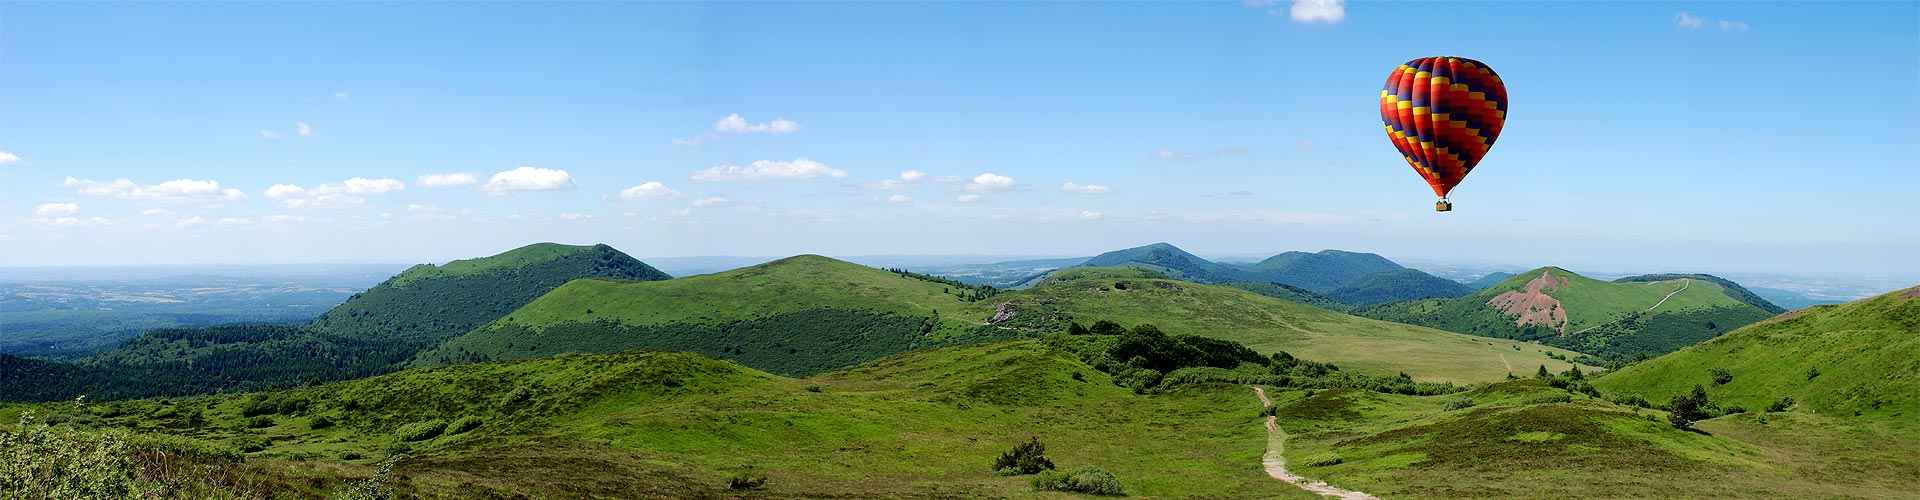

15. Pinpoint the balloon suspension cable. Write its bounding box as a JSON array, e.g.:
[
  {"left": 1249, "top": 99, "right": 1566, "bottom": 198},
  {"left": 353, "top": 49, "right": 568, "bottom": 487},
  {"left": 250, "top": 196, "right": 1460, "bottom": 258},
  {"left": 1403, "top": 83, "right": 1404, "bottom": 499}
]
[{"left": 1435, "top": 197, "right": 1453, "bottom": 212}]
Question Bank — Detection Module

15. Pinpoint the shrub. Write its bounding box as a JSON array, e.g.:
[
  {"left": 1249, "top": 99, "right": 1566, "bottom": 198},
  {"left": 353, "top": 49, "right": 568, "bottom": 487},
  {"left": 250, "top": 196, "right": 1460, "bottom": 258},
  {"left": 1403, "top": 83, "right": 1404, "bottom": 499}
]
[
  {"left": 991, "top": 437, "right": 1055, "bottom": 475},
  {"left": 383, "top": 442, "right": 412, "bottom": 457},
  {"left": 1710, "top": 368, "right": 1734, "bottom": 386},
  {"left": 448, "top": 416, "right": 483, "bottom": 435},
  {"left": 1071, "top": 371, "right": 1086, "bottom": 382},
  {"left": 1609, "top": 394, "right": 1652, "bottom": 409},
  {"left": 500, "top": 387, "right": 533, "bottom": 406},
  {"left": 1302, "top": 454, "right": 1344, "bottom": 467},
  {"left": 1767, "top": 396, "right": 1796, "bottom": 413},
  {"left": 726, "top": 472, "right": 768, "bottom": 490},
  {"left": 1067, "top": 322, "right": 1091, "bottom": 336},
  {"left": 1668, "top": 384, "right": 1712, "bottom": 429},
  {"left": 240, "top": 395, "right": 277, "bottom": 417},
  {"left": 1723, "top": 405, "right": 1748, "bottom": 415},
  {"left": 1535, "top": 365, "right": 1551, "bottom": 379},
  {"left": 1088, "top": 320, "right": 1126, "bottom": 336},
  {"left": 396, "top": 420, "right": 447, "bottom": 442},
  {"left": 309, "top": 415, "right": 336, "bottom": 430},
  {"left": 805, "top": 385, "right": 823, "bottom": 393},
  {"left": 1563, "top": 366, "right": 1585, "bottom": 381},
  {"left": 340, "top": 451, "right": 365, "bottom": 460},
  {"left": 234, "top": 436, "right": 271, "bottom": 453},
  {"left": 0, "top": 412, "right": 143, "bottom": 498},
  {"left": 1805, "top": 367, "right": 1821, "bottom": 380},
  {"left": 1030, "top": 466, "right": 1125, "bottom": 496},
  {"left": 334, "top": 459, "right": 397, "bottom": 500},
  {"left": 1444, "top": 399, "right": 1476, "bottom": 411},
  {"left": 246, "top": 416, "right": 276, "bottom": 429}
]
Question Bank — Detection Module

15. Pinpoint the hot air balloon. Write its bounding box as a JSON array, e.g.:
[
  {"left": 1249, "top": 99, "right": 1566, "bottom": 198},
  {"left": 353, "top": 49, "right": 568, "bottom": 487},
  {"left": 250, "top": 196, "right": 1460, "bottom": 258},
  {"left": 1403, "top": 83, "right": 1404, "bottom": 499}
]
[{"left": 1380, "top": 57, "right": 1507, "bottom": 212}]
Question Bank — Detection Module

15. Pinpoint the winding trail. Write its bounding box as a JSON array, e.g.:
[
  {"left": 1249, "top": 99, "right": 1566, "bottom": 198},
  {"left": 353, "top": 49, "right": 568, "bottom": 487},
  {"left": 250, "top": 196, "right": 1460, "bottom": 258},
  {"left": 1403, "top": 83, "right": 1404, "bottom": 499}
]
[
  {"left": 1252, "top": 386, "right": 1379, "bottom": 500},
  {"left": 1566, "top": 279, "right": 1694, "bottom": 336}
]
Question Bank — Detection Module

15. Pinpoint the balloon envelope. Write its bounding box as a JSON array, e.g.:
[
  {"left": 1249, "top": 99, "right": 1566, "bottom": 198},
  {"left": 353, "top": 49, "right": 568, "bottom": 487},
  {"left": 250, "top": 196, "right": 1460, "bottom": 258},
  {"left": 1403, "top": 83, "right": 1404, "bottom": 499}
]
[{"left": 1380, "top": 57, "right": 1507, "bottom": 199}]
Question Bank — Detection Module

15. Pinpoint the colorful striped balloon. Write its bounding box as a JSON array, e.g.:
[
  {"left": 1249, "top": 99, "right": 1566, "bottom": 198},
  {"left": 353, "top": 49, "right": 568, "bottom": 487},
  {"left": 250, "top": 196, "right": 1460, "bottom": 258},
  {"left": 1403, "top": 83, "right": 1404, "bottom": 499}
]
[{"left": 1380, "top": 56, "right": 1507, "bottom": 210}]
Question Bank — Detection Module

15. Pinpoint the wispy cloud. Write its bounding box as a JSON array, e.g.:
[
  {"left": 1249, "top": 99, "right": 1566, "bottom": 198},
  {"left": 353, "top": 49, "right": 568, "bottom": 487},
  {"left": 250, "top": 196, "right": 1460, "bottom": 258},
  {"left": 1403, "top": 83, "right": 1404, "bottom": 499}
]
[
  {"left": 674, "top": 113, "right": 800, "bottom": 145},
  {"left": 620, "top": 181, "right": 679, "bottom": 200},
  {"left": 886, "top": 194, "right": 912, "bottom": 204},
  {"left": 417, "top": 172, "right": 479, "bottom": 188},
  {"left": 1677, "top": 11, "right": 1748, "bottom": 31},
  {"left": 0, "top": 150, "right": 19, "bottom": 165},
  {"left": 1061, "top": 181, "right": 1110, "bottom": 194},
  {"left": 296, "top": 122, "right": 313, "bottom": 137},
  {"left": 265, "top": 177, "right": 405, "bottom": 208},
  {"left": 482, "top": 166, "right": 576, "bottom": 194},
  {"left": 32, "top": 203, "right": 79, "bottom": 218},
  {"left": 965, "top": 173, "right": 1015, "bottom": 193},
  {"left": 1247, "top": 0, "right": 1344, "bottom": 24},
  {"left": 1080, "top": 210, "right": 1105, "bottom": 221},
  {"left": 65, "top": 177, "right": 246, "bottom": 204},
  {"left": 691, "top": 159, "right": 846, "bottom": 182}
]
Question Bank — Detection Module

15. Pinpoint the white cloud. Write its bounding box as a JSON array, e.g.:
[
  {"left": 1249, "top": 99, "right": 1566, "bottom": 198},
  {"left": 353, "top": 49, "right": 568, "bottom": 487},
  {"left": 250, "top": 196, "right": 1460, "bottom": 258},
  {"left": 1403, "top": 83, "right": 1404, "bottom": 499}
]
[
  {"left": 692, "top": 196, "right": 731, "bottom": 207},
  {"left": 32, "top": 203, "right": 79, "bottom": 217},
  {"left": 260, "top": 130, "right": 283, "bottom": 140},
  {"left": 217, "top": 217, "right": 254, "bottom": 226},
  {"left": 1080, "top": 210, "right": 1105, "bottom": 221},
  {"left": 35, "top": 216, "right": 110, "bottom": 227},
  {"left": 342, "top": 177, "right": 405, "bottom": 195},
  {"left": 1289, "top": 0, "right": 1344, "bottom": 23},
  {"left": 899, "top": 170, "right": 926, "bottom": 182},
  {"left": 886, "top": 194, "right": 912, "bottom": 204},
  {"left": 1061, "top": 181, "right": 1110, "bottom": 194},
  {"left": 64, "top": 177, "right": 245, "bottom": 204},
  {"left": 417, "top": 172, "right": 478, "bottom": 188},
  {"left": 713, "top": 113, "right": 799, "bottom": 134},
  {"left": 140, "top": 208, "right": 174, "bottom": 217},
  {"left": 296, "top": 122, "right": 313, "bottom": 137},
  {"left": 956, "top": 194, "right": 982, "bottom": 203},
  {"left": 964, "top": 173, "right": 1015, "bottom": 193},
  {"left": 558, "top": 212, "right": 593, "bottom": 221},
  {"left": 1719, "top": 20, "right": 1749, "bottom": 31},
  {"left": 0, "top": 150, "right": 19, "bottom": 165},
  {"left": 1676, "top": 11, "right": 1705, "bottom": 29},
  {"left": 266, "top": 178, "right": 403, "bottom": 209},
  {"left": 175, "top": 216, "right": 208, "bottom": 229},
  {"left": 691, "top": 159, "right": 846, "bottom": 182},
  {"left": 620, "top": 181, "right": 679, "bottom": 200},
  {"left": 482, "top": 166, "right": 575, "bottom": 194}
]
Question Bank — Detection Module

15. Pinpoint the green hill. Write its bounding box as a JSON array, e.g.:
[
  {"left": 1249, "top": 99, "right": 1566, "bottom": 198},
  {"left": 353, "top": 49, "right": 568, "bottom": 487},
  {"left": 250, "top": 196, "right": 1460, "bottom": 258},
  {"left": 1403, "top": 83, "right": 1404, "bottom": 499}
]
[
  {"left": 1613, "top": 273, "right": 1785, "bottom": 314},
  {"left": 1358, "top": 267, "right": 1779, "bottom": 360},
  {"left": 1324, "top": 268, "right": 1473, "bottom": 306},
  {"left": 418, "top": 255, "right": 1018, "bottom": 375},
  {"left": 1241, "top": 250, "right": 1405, "bottom": 292},
  {"left": 449, "top": 256, "right": 1585, "bottom": 384},
  {"left": 0, "top": 243, "right": 668, "bottom": 401},
  {"left": 1077, "top": 242, "right": 1261, "bottom": 283},
  {"left": 1221, "top": 281, "right": 1353, "bottom": 312},
  {"left": 997, "top": 267, "right": 1586, "bottom": 383},
  {"left": 1, "top": 340, "right": 1292, "bottom": 498},
  {"left": 1596, "top": 286, "right": 1920, "bottom": 419}
]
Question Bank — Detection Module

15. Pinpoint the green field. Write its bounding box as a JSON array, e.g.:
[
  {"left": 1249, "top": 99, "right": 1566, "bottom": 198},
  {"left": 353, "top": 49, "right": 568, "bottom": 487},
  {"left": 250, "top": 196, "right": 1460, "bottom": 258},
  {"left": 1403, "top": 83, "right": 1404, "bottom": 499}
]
[
  {"left": 3, "top": 340, "right": 1300, "bottom": 498},
  {"left": 441, "top": 257, "right": 1588, "bottom": 384},
  {"left": 1597, "top": 286, "right": 1920, "bottom": 419}
]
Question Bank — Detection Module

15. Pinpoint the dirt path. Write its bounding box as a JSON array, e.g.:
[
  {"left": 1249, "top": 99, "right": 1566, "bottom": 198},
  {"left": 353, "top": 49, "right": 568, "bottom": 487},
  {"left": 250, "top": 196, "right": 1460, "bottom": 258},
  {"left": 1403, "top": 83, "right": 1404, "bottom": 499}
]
[
  {"left": 1498, "top": 352, "right": 1514, "bottom": 374},
  {"left": 1644, "top": 278, "right": 1691, "bottom": 312},
  {"left": 1251, "top": 387, "right": 1379, "bottom": 500},
  {"left": 1566, "top": 279, "right": 1694, "bottom": 336}
]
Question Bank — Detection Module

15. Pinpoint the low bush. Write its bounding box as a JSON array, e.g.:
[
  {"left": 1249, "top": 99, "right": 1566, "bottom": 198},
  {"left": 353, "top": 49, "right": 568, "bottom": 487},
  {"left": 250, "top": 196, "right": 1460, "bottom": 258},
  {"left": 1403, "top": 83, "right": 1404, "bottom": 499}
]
[
  {"left": 1767, "top": 396, "right": 1796, "bottom": 413},
  {"left": 1710, "top": 368, "right": 1734, "bottom": 386},
  {"left": 233, "top": 436, "right": 271, "bottom": 453},
  {"left": 0, "top": 412, "right": 143, "bottom": 498},
  {"left": 395, "top": 420, "right": 447, "bottom": 442},
  {"left": 1609, "top": 394, "right": 1652, "bottom": 409},
  {"left": 1668, "top": 384, "right": 1712, "bottom": 429},
  {"left": 448, "top": 416, "right": 483, "bottom": 435},
  {"left": 726, "top": 472, "right": 768, "bottom": 490},
  {"left": 1030, "top": 466, "right": 1125, "bottom": 496},
  {"left": 991, "top": 437, "right": 1055, "bottom": 475},
  {"left": 309, "top": 415, "right": 335, "bottom": 430},
  {"left": 245, "top": 416, "right": 275, "bottom": 429},
  {"left": 1301, "top": 454, "right": 1344, "bottom": 467}
]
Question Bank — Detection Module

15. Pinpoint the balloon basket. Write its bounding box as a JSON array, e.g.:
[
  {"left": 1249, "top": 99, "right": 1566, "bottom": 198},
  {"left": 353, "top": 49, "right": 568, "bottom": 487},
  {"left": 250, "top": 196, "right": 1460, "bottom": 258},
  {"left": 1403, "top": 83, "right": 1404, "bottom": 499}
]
[{"left": 1435, "top": 200, "right": 1453, "bottom": 212}]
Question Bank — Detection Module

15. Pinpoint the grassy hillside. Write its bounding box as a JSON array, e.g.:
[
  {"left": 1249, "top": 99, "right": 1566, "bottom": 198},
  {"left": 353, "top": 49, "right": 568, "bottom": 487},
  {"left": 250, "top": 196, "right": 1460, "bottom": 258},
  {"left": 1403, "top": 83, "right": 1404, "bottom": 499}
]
[
  {"left": 0, "top": 243, "right": 669, "bottom": 402},
  {"left": 420, "top": 255, "right": 1018, "bottom": 375},
  {"left": 1614, "top": 273, "right": 1786, "bottom": 314},
  {"left": 1241, "top": 250, "right": 1404, "bottom": 292},
  {"left": 1324, "top": 268, "right": 1473, "bottom": 306},
  {"left": 1596, "top": 286, "right": 1920, "bottom": 419},
  {"left": 1465, "top": 271, "right": 1516, "bottom": 289},
  {"left": 1359, "top": 267, "right": 1777, "bottom": 360},
  {"left": 998, "top": 267, "right": 1588, "bottom": 383},
  {"left": 2, "top": 341, "right": 1295, "bottom": 498},
  {"left": 1266, "top": 377, "right": 1919, "bottom": 498},
  {"left": 1222, "top": 281, "right": 1353, "bottom": 312}
]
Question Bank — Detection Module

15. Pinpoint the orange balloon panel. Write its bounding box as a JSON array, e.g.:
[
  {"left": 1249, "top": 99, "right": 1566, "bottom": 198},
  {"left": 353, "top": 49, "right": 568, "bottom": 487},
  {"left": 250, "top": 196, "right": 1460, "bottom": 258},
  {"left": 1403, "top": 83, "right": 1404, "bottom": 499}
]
[{"left": 1380, "top": 57, "right": 1507, "bottom": 198}]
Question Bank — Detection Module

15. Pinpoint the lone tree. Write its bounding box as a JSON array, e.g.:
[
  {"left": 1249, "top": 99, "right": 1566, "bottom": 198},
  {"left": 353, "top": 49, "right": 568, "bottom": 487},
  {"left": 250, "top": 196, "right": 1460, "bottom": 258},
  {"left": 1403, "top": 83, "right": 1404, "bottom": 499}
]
[
  {"left": 1535, "top": 365, "right": 1552, "bottom": 379},
  {"left": 1668, "top": 384, "right": 1713, "bottom": 429}
]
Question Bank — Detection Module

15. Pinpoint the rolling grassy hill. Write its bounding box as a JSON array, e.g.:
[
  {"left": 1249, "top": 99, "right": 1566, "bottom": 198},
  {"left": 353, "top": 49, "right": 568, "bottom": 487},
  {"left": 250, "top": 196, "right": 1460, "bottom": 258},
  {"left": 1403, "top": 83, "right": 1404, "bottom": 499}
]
[
  {"left": 1265, "top": 376, "right": 1919, "bottom": 498},
  {"left": 1240, "top": 249, "right": 1405, "bottom": 292},
  {"left": 1, "top": 340, "right": 1295, "bottom": 498},
  {"left": 1358, "top": 267, "right": 1780, "bottom": 359},
  {"left": 0, "top": 243, "right": 669, "bottom": 402},
  {"left": 1077, "top": 242, "right": 1262, "bottom": 283},
  {"left": 993, "top": 267, "right": 1587, "bottom": 383},
  {"left": 1324, "top": 268, "right": 1474, "bottom": 306},
  {"left": 1596, "top": 286, "right": 1919, "bottom": 419},
  {"left": 1221, "top": 281, "right": 1353, "bottom": 312},
  {"left": 440, "top": 256, "right": 1586, "bottom": 384},
  {"left": 417, "top": 255, "right": 1018, "bottom": 375}
]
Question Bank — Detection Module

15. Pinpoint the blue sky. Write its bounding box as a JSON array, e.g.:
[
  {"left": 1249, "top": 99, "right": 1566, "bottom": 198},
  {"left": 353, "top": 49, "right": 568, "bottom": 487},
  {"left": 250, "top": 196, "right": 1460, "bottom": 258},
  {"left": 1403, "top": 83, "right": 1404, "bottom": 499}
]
[{"left": 2, "top": 2, "right": 1916, "bottom": 276}]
